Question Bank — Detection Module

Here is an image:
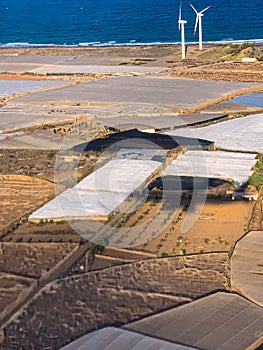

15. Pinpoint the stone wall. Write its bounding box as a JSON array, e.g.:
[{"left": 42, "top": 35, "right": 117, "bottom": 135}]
[
  {"left": 1, "top": 252, "right": 230, "bottom": 350},
  {"left": 0, "top": 243, "right": 77, "bottom": 278}
]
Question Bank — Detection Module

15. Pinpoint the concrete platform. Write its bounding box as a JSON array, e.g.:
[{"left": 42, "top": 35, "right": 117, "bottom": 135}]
[
  {"left": 0, "top": 56, "right": 72, "bottom": 74},
  {"left": 9, "top": 77, "right": 259, "bottom": 108},
  {"left": 231, "top": 231, "right": 263, "bottom": 307},
  {"left": 0, "top": 55, "right": 165, "bottom": 75},
  {"left": 56, "top": 55, "right": 158, "bottom": 66},
  {"left": 0, "top": 130, "right": 76, "bottom": 150},
  {"left": 0, "top": 111, "right": 75, "bottom": 133},
  {"left": 97, "top": 113, "right": 227, "bottom": 131},
  {"left": 0, "top": 63, "right": 43, "bottom": 73},
  {"left": 0, "top": 80, "right": 64, "bottom": 98},
  {"left": 30, "top": 64, "right": 166, "bottom": 75},
  {"left": 0, "top": 55, "right": 71, "bottom": 64}
]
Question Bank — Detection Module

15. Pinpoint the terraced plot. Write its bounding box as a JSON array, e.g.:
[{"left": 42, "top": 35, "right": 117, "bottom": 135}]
[{"left": 0, "top": 175, "right": 55, "bottom": 234}]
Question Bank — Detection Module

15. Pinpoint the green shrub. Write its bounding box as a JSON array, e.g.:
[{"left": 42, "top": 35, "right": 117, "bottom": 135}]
[
  {"left": 248, "top": 156, "right": 263, "bottom": 190},
  {"left": 90, "top": 243, "right": 105, "bottom": 254}
]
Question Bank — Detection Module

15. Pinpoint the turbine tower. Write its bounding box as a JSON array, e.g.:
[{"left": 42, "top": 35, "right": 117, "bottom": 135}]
[
  {"left": 190, "top": 3, "right": 211, "bottom": 51},
  {"left": 178, "top": 1, "right": 187, "bottom": 60}
]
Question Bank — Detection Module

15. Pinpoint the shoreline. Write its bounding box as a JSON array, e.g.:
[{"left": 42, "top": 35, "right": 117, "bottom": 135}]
[{"left": 1, "top": 38, "right": 263, "bottom": 49}]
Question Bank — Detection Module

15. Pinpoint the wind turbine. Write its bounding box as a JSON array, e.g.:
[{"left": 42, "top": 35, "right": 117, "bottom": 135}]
[
  {"left": 190, "top": 3, "right": 211, "bottom": 51},
  {"left": 178, "top": 1, "right": 187, "bottom": 60}
]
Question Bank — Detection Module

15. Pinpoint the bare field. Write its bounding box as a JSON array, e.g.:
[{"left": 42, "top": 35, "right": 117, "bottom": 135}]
[
  {"left": 135, "top": 198, "right": 253, "bottom": 256},
  {"left": 4, "top": 221, "right": 81, "bottom": 243},
  {"left": 10, "top": 76, "right": 259, "bottom": 108},
  {"left": 0, "top": 149, "right": 102, "bottom": 182}
]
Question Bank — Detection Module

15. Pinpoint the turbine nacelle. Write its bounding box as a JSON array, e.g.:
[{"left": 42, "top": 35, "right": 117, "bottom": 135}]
[
  {"left": 190, "top": 3, "right": 211, "bottom": 50},
  {"left": 178, "top": 20, "right": 187, "bottom": 25},
  {"left": 190, "top": 3, "right": 211, "bottom": 16},
  {"left": 178, "top": 19, "right": 187, "bottom": 31}
]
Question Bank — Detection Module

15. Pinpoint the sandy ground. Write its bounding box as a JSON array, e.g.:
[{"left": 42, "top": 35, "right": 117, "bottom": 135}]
[
  {"left": 1, "top": 44, "right": 263, "bottom": 80},
  {"left": 134, "top": 197, "right": 253, "bottom": 255}
]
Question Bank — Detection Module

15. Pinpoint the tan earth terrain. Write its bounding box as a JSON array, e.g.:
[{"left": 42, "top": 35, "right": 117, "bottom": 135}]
[
  {"left": 1, "top": 43, "right": 263, "bottom": 82},
  {"left": 0, "top": 44, "right": 262, "bottom": 349}
]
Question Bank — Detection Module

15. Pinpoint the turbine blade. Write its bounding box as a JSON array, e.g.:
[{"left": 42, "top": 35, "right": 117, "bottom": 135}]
[
  {"left": 189, "top": 3, "right": 198, "bottom": 15},
  {"left": 178, "top": 1, "right": 182, "bottom": 30},
  {"left": 194, "top": 15, "right": 199, "bottom": 35},
  {"left": 179, "top": 1, "right": 182, "bottom": 21},
  {"left": 200, "top": 5, "right": 211, "bottom": 14}
]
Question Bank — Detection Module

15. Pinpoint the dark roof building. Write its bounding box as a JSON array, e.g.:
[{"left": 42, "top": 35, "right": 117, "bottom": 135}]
[
  {"left": 60, "top": 327, "right": 196, "bottom": 350},
  {"left": 74, "top": 129, "right": 214, "bottom": 152},
  {"left": 231, "top": 231, "right": 263, "bottom": 307},
  {"left": 124, "top": 292, "right": 263, "bottom": 350}
]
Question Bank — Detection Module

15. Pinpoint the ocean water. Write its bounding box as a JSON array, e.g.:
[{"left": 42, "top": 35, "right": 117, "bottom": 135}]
[{"left": 0, "top": 0, "right": 262, "bottom": 47}]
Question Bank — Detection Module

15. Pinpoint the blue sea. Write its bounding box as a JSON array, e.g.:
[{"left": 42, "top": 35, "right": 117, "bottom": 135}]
[{"left": 0, "top": 0, "right": 262, "bottom": 47}]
